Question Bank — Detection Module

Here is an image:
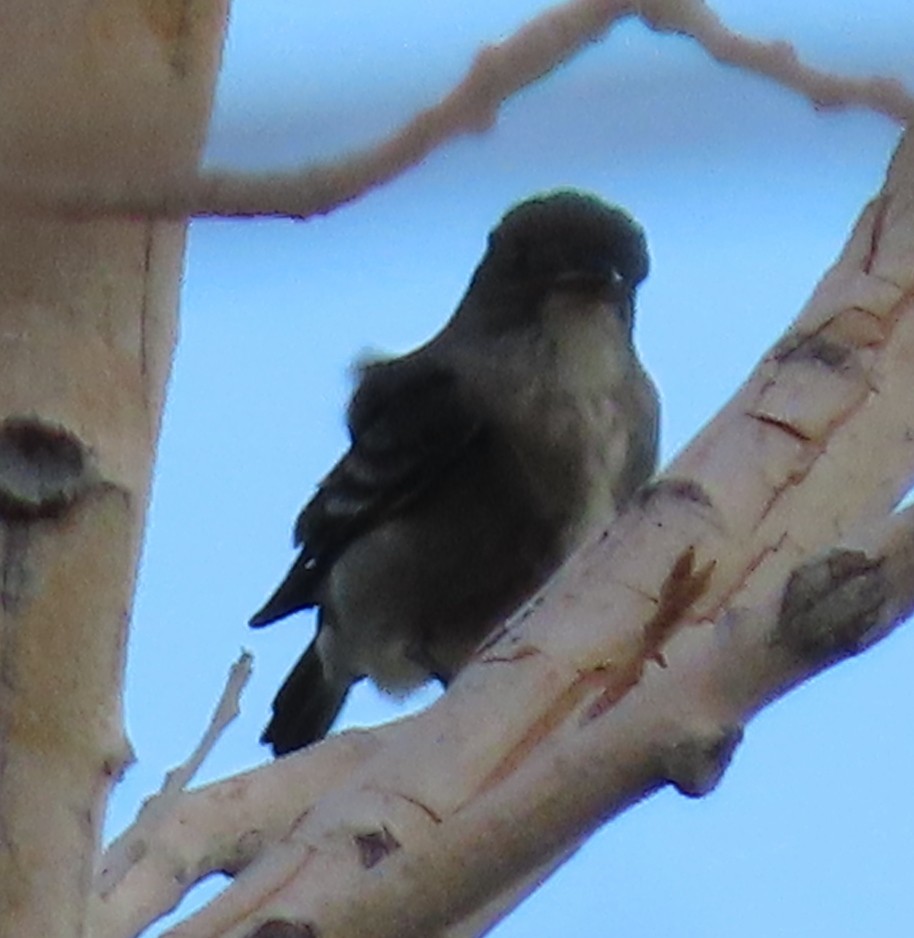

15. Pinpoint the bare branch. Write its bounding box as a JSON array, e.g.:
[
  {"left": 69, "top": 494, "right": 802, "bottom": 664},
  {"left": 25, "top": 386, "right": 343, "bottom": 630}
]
[
  {"left": 1, "top": 0, "right": 910, "bottom": 224},
  {"left": 95, "top": 652, "right": 253, "bottom": 901},
  {"left": 166, "top": 652, "right": 253, "bottom": 797},
  {"left": 88, "top": 728, "right": 393, "bottom": 938},
  {"left": 89, "top": 126, "right": 914, "bottom": 938},
  {"left": 2, "top": 0, "right": 636, "bottom": 222},
  {"left": 639, "top": 0, "right": 914, "bottom": 121}
]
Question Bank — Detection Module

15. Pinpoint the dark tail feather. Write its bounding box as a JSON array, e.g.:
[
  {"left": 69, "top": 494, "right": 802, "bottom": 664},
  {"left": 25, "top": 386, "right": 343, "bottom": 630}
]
[
  {"left": 261, "top": 641, "right": 350, "bottom": 755},
  {"left": 249, "top": 552, "right": 320, "bottom": 628}
]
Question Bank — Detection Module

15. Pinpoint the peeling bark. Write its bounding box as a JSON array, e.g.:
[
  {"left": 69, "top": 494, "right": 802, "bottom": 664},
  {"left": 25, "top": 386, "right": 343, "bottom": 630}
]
[{"left": 105, "top": 127, "right": 913, "bottom": 938}]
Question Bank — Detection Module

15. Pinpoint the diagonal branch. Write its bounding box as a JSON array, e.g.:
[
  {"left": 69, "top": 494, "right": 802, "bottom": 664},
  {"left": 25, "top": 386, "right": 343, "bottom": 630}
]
[{"left": 90, "top": 125, "right": 914, "bottom": 938}]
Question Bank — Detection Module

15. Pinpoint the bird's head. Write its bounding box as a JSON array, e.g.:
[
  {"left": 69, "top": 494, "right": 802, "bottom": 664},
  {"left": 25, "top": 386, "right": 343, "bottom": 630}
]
[{"left": 454, "top": 190, "right": 649, "bottom": 338}]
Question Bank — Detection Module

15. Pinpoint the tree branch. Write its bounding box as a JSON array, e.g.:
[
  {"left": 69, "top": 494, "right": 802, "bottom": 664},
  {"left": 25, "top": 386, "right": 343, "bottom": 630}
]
[
  {"left": 96, "top": 652, "right": 253, "bottom": 900},
  {"left": 639, "top": 0, "right": 914, "bottom": 119},
  {"left": 2, "top": 0, "right": 911, "bottom": 224},
  {"left": 88, "top": 727, "right": 389, "bottom": 938},
  {"left": 91, "top": 124, "right": 914, "bottom": 938}
]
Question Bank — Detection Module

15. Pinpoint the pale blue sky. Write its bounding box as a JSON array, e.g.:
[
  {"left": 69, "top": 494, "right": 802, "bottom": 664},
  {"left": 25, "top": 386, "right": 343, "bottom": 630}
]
[{"left": 112, "top": 3, "right": 914, "bottom": 934}]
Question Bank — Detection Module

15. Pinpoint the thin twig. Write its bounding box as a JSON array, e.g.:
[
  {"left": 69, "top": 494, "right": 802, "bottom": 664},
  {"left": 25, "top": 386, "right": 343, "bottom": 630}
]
[
  {"left": 94, "top": 650, "right": 253, "bottom": 897},
  {"left": 639, "top": 0, "right": 914, "bottom": 120}
]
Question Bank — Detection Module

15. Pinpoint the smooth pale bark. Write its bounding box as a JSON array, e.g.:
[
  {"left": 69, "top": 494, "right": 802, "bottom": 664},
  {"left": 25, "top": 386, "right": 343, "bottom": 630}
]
[
  {"left": 88, "top": 127, "right": 914, "bottom": 938},
  {"left": 0, "top": 4, "right": 229, "bottom": 937}
]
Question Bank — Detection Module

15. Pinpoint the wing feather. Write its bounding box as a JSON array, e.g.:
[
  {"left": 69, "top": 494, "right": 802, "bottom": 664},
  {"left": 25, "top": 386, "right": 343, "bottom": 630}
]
[{"left": 250, "top": 357, "right": 483, "bottom": 627}]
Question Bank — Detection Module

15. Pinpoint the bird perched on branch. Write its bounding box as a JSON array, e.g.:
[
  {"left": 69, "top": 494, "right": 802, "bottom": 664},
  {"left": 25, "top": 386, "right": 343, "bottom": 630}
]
[{"left": 250, "top": 190, "right": 659, "bottom": 755}]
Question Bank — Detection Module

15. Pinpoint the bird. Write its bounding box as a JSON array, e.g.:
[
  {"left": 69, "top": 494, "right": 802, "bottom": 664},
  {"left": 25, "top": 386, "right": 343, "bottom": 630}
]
[{"left": 250, "top": 190, "right": 659, "bottom": 755}]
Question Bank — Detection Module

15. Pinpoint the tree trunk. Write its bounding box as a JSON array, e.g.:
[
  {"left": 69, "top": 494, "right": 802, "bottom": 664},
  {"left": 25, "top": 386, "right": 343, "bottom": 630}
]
[{"left": 0, "top": 3, "right": 229, "bottom": 935}]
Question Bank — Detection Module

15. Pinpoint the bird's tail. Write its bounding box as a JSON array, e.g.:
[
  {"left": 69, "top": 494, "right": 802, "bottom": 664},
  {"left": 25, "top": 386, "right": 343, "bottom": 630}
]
[{"left": 261, "top": 640, "right": 351, "bottom": 755}]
